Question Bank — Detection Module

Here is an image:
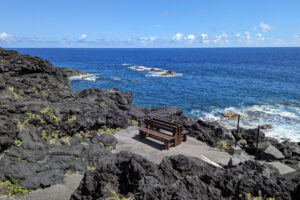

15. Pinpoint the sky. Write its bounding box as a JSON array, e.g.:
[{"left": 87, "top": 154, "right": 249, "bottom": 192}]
[{"left": 1, "top": 0, "right": 300, "bottom": 48}]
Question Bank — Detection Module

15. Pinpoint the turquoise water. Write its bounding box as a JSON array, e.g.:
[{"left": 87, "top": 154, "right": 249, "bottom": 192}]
[{"left": 14, "top": 48, "right": 300, "bottom": 141}]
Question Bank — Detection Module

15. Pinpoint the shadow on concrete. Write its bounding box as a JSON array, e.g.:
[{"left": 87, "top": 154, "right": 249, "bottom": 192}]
[{"left": 132, "top": 135, "right": 165, "bottom": 150}]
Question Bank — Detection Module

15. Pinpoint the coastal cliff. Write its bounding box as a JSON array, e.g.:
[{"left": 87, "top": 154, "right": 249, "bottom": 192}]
[{"left": 0, "top": 48, "right": 299, "bottom": 199}]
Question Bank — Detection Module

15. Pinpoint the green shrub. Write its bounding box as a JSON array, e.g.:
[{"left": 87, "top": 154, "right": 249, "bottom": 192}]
[
  {"left": 44, "top": 164, "right": 50, "bottom": 169},
  {"left": 7, "top": 86, "right": 14, "bottom": 92},
  {"left": 128, "top": 120, "right": 139, "bottom": 126},
  {"left": 106, "top": 146, "right": 114, "bottom": 151},
  {"left": 31, "top": 86, "right": 37, "bottom": 91},
  {"left": 40, "top": 108, "right": 60, "bottom": 123},
  {"left": 66, "top": 115, "right": 76, "bottom": 123},
  {"left": 107, "top": 89, "right": 116, "bottom": 93},
  {"left": 87, "top": 166, "right": 96, "bottom": 171},
  {"left": 14, "top": 140, "right": 22, "bottom": 147},
  {"left": 13, "top": 92, "right": 21, "bottom": 99},
  {"left": 51, "top": 133, "right": 59, "bottom": 140},
  {"left": 41, "top": 91, "right": 47, "bottom": 96},
  {"left": 97, "top": 127, "right": 120, "bottom": 135},
  {"left": 81, "top": 141, "right": 89, "bottom": 146},
  {"left": 61, "top": 136, "right": 71, "bottom": 145},
  {"left": 74, "top": 133, "right": 82, "bottom": 138},
  {"left": 41, "top": 130, "right": 47, "bottom": 139},
  {"left": 101, "top": 101, "right": 108, "bottom": 106},
  {"left": 106, "top": 187, "right": 134, "bottom": 200},
  {"left": 0, "top": 179, "right": 32, "bottom": 195},
  {"left": 239, "top": 190, "right": 276, "bottom": 200},
  {"left": 217, "top": 140, "right": 230, "bottom": 151},
  {"left": 23, "top": 113, "right": 45, "bottom": 124}
]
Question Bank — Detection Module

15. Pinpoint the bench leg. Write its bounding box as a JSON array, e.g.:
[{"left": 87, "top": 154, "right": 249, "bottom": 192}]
[
  {"left": 139, "top": 131, "right": 146, "bottom": 138},
  {"left": 183, "top": 135, "right": 187, "bottom": 142},
  {"left": 165, "top": 141, "right": 170, "bottom": 150}
]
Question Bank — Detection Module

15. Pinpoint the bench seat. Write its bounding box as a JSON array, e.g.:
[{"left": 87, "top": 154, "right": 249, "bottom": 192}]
[{"left": 139, "top": 127, "right": 175, "bottom": 150}]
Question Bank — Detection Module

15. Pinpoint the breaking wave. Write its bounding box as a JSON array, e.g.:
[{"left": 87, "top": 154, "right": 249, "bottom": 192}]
[
  {"left": 128, "top": 65, "right": 182, "bottom": 77},
  {"left": 69, "top": 73, "right": 103, "bottom": 81},
  {"left": 191, "top": 102, "right": 300, "bottom": 142}
]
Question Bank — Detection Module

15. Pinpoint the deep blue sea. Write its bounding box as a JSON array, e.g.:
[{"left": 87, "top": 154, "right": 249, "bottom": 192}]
[{"left": 13, "top": 48, "right": 300, "bottom": 142}]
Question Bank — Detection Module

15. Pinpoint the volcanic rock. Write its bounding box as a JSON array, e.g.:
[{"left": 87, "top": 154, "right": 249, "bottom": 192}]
[
  {"left": 219, "top": 112, "right": 242, "bottom": 120},
  {"left": 261, "top": 124, "right": 272, "bottom": 130},
  {"left": 162, "top": 70, "right": 175, "bottom": 76},
  {"left": 71, "top": 152, "right": 299, "bottom": 200}
]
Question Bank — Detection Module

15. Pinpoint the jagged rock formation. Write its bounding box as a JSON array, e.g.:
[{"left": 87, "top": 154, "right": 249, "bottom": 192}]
[
  {"left": 71, "top": 152, "right": 300, "bottom": 200},
  {"left": 0, "top": 47, "right": 299, "bottom": 194}
]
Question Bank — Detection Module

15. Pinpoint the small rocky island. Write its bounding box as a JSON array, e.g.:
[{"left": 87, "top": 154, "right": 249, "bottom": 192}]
[{"left": 0, "top": 48, "right": 299, "bottom": 199}]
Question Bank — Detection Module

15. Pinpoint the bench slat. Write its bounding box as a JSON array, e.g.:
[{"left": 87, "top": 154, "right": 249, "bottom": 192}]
[
  {"left": 152, "top": 118, "right": 181, "bottom": 128},
  {"left": 150, "top": 123, "right": 176, "bottom": 133},
  {"left": 139, "top": 127, "right": 175, "bottom": 141},
  {"left": 151, "top": 119, "right": 178, "bottom": 129}
]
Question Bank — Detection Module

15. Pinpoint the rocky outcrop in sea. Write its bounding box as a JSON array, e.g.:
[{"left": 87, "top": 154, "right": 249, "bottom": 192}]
[{"left": 0, "top": 47, "right": 299, "bottom": 199}]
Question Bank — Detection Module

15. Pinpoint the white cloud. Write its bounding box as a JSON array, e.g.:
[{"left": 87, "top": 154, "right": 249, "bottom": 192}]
[
  {"left": 260, "top": 22, "right": 272, "bottom": 32},
  {"left": 0, "top": 32, "right": 12, "bottom": 42},
  {"left": 214, "top": 33, "right": 228, "bottom": 44},
  {"left": 244, "top": 31, "right": 251, "bottom": 40},
  {"left": 140, "top": 37, "right": 148, "bottom": 41},
  {"left": 201, "top": 33, "right": 208, "bottom": 39},
  {"left": 172, "top": 33, "right": 184, "bottom": 41},
  {"left": 295, "top": 35, "right": 299, "bottom": 40},
  {"left": 256, "top": 33, "right": 265, "bottom": 41},
  {"left": 235, "top": 33, "right": 241, "bottom": 38},
  {"left": 186, "top": 34, "right": 195, "bottom": 40},
  {"left": 78, "top": 34, "right": 87, "bottom": 40},
  {"left": 139, "top": 36, "right": 157, "bottom": 43},
  {"left": 253, "top": 26, "right": 257, "bottom": 31},
  {"left": 150, "top": 36, "right": 157, "bottom": 42},
  {"left": 200, "top": 33, "right": 209, "bottom": 43}
]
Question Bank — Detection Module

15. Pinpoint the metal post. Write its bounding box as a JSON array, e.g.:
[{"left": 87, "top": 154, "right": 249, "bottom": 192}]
[
  {"left": 235, "top": 114, "right": 240, "bottom": 147},
  {"left": 255, "top": 125, "right": 260, "bottom": 160}
]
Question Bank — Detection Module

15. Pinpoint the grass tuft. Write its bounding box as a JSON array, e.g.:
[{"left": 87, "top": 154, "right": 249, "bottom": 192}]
[
  {"left": 0, "top": 179, "right": 32, "bottom": 196},
  {"left": 13, "top": 140, "right": 22, "bottom": 147},
  {"left": 217, "top": 140, "right": 230, "bottom": 151},
  {"left": 66, "top": 115, "right": 77, "bottom": 123},
  {"left": 106, "top": 187, "right": 134, "bottom": 200}
]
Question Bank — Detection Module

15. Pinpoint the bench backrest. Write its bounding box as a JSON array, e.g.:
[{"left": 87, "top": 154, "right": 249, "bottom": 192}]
[
  {"left": 145, "top": 119, "right": 176, "bottom": 134},
  {"left": 145, "top": 118, "right": 179, "bottom": 136},
  {"left": 152, "top": 118, "right": 183, "bottom": 133}
]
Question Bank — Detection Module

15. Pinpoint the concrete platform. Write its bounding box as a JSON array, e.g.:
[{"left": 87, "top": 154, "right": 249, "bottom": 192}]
[
  {"left": 113, "top": 126, "right": 232, "bottom": 165},
  {"left": 265, "top": 161, "right": 296, "bottom": 175},
  {"left": 0, "top": 173, "right": 83, "bottom": 200}
]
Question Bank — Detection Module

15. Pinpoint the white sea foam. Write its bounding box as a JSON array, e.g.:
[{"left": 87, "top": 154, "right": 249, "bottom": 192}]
[
  {"left": 128, "top": 65, "right": 183, "bottom": 77},
  {"left": 192, "top": 103, "right": 300, "bottom": 142},
  {"left": 146, "top": 71, "right": 183, "bottom": 77},
  {"left": 69, "top": 73, "right": 102, "bottom": 81},
  {"left": 129, "top": 66, "right": 152, "bottom": 71},
  {"left": 112, "top": 77, "right": 121, "bottom": 81},
  {"left": 121, "top": 63, "right": 130, "bottom": 66}
]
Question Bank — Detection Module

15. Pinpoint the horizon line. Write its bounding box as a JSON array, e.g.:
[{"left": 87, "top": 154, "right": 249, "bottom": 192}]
[{"left": 4, "top": 46, "right": 300, "bottom": 49}]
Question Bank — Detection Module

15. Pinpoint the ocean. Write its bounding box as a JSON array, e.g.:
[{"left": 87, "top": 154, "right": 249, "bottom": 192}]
[{"left": 13, "top": 48, "right": 300, "bottom": 142}]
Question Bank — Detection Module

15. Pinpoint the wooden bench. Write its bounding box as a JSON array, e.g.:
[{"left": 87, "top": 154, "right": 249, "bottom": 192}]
[
  {"left": 139, "top": 119, "right": 178, "bottom": 150},
  {"left": 152, "top": 118, "right": 188, "bottom": 144},
  {"left": 138, "top": 118, "right": 189, "bottom": 150}
]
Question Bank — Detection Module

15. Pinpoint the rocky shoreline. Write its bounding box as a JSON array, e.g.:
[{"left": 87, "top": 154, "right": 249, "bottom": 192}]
[{"left": 0, "top": 48, "right": 299, "bottom": 199}]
